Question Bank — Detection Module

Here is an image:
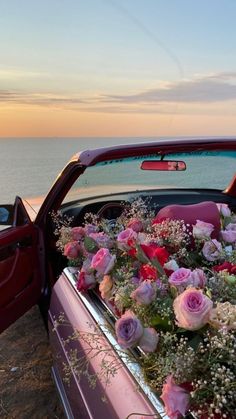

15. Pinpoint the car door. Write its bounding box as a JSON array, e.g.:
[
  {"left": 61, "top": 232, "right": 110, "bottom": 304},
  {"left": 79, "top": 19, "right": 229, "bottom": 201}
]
[{"left": 0, "top": 196, "right": 44, "bottom": 333}]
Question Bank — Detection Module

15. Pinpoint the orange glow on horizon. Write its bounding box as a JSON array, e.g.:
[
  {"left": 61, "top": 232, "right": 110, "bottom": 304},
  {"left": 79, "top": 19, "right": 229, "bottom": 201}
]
[{"left": 1, "top": 103, "right": 236, "bottom": 138}]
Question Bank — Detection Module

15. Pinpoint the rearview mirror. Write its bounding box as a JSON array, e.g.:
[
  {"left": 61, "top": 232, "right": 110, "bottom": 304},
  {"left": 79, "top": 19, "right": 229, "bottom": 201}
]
[
  {"left": 0, "top": 205, "right": 14, "bottom": 225},
  {"left": 141, "top": 160, "right": 186, "bottom": 171}
]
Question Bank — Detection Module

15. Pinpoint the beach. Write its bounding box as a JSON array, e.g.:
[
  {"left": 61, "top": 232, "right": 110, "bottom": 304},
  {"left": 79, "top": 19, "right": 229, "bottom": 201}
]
[{"left": 0, "top": 306, "right": 64, "bottom": 418}]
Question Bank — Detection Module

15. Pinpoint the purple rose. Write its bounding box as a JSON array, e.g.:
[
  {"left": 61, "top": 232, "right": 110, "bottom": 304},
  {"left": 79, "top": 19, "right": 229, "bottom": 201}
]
[
  {"left": 168, "top": 268, "right": 192, "bottom": 290},
  {"left": 131, "top": 280, "right": 156, "bottom": 305},
  {"left": 89, "top": 232, "right": 113, "bottom": 248},
  {"left": 221, "top": 223, "right": 236, "bottom": 243},
  {"left": 138, "top": 327, "right": 159, "bottom": 353},
  {"left": 81, "top": 256, "right": 93, "bottom": 273},
  {"left": 217, "top": 203, "right": 231, "bottom": 217},
  {"left": 190, "top": 268, "right": 207, "bottom": 288},
  {"left": 164, "top": 259, "right": 179, "bottom": 272},
  {"left": 173, "top": 288, "right": 213, "bottom": 330},
  {"left": 115, "top": 311, "right": 143, "bottom": 349},
  {"left": 91, "top": 248, "right": 116, "bottom": 275},
  {"left": 84, "top": 224, "right": 97, "bottom": 235},
  {"left": 202, "top": 239, "right": 222, "bottom": 261},
  {"left": 192, "top": 220, "right": 214, "bottom": 239},
  {"left": 161, "top": 375, "right": 190, "bottom": 419},
  {"left": 130, "top": 276, "right": 141, "bottom": 286}
]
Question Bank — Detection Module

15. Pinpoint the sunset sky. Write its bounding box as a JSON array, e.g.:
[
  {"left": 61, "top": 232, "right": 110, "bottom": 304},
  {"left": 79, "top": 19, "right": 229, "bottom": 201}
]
[{"left": 1, "top": 0, "right": 236, "bottom": 137}]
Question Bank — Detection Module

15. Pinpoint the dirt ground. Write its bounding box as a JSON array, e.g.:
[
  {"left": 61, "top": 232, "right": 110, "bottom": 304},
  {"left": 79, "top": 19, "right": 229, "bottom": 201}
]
[{"left": 0, "top": 306, "right": 65, "bottom": 419}]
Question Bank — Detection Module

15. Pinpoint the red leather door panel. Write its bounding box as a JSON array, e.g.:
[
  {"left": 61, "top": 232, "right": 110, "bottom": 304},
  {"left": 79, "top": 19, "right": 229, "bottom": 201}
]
[{"left": 0, "top": 223, "right": 43, "bottom": 332}]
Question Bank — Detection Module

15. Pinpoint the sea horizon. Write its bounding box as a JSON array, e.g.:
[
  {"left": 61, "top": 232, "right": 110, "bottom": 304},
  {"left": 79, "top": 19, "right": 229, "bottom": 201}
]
[
  {"left": 0, "top": 136, "right": 167, "bottom": 203},
  {"left": 1, "top": 136, "right": 235, "bottom": 205}
]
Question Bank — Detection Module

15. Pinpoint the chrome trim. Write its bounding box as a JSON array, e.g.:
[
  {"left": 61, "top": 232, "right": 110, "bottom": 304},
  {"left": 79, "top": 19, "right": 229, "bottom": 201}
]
[
  {"left": 64, "top": 267, "right": 168, "bottom": 419},
  {"left": 51, "top": 364, "right": 74, "bottom": 419}
]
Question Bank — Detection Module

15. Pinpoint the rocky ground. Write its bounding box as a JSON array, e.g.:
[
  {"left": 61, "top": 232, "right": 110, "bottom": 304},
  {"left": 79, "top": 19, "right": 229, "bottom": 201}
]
[{"left": 0, "top": 306, "right": 65, "bottom": 419}]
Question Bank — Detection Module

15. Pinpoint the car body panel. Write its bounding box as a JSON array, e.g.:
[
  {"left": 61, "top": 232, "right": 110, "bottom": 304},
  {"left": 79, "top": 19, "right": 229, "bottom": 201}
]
[
  {"left": 76, "top": 137, "right": 236, "bottom": 167},
  {"left": 48, "top": 271, "right": 162, "bottom": 419}
]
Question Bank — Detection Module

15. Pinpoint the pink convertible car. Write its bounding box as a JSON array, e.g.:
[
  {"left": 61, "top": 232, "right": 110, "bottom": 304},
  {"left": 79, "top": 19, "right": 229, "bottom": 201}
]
[{"left": 0, "top": 138, "right": 235, "bottom": 419}]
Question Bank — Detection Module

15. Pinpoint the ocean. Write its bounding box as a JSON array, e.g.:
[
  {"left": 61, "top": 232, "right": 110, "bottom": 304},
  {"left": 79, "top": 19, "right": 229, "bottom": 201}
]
[
  {"left": 0, "top": 137, "right": 150, "bottom": 203},
  {"left": 0, "top": 137, "right": 235, "bottom": 205}
]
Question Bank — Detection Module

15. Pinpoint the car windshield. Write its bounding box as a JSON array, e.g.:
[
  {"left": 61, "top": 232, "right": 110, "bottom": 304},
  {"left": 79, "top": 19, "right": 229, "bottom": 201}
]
[{"left": 63, "top": 149, "right": 236, "bottom": 202}]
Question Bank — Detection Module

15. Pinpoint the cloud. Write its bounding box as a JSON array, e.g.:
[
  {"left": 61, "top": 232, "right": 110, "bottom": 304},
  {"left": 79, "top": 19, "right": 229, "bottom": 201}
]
[
  {"left": 1, "top": 72, "right": 236, "bottom": 115},
  {"left": 0, "top": 91, "right": 85, "bottom": 106},
  {"left": 0, "top": 68, "right": 50, "bottom": 80},
  {"left": 102, "top": 72, "right": 236, "bottom": 104},
  {"left": 204, "top": 72, "right": 236, "bottom": 80}
]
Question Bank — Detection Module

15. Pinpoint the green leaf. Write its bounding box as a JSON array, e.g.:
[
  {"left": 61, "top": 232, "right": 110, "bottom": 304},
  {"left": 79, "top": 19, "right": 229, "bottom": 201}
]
[
  {"left": 170, "top": 285, "right": 178, "bottom": 298},
  {"left": 150, "top": 314, "right": 173, "bottom": 331},
  {"left": 136, "top": 244, "right": 150, "bottom": 263},
  {"left": 223, "top": 216, "right": 233, "bottom": 227},
  {"left": 176, "top": 327, "right": 188, "bottom": 333},
  {"left": 151, "top": 257, "right": 166, "bottom": 277},
  {"left": 84, "top": 236, "right": 99, "bottom": 253},
  {"left": 188, "top": 334, "right": 203, "bottom": 350},
  {"left": 205, "top": 287, "right": 212, "bottom": 299}
]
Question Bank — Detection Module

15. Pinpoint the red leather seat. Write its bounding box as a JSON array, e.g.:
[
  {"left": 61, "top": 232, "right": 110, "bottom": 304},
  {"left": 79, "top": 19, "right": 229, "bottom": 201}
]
[{"left": 153, "top": 201, "right": 221, "bottom": 239}]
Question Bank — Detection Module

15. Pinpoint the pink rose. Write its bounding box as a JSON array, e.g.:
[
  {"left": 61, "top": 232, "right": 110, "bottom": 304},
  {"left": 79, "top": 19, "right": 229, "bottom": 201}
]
[
  {"left": 221, "top": 223, "right": 236, "bottom": 243},
  {"left": 202, "top": 239, "right": 222, "bottom": 261},
  {"left": 115, "top": 311, "right": 143, "bottom": 349},
  {"left": 71, "top": 227, "right": 85, "bottom": 241},
  {"left": 127, "top": 218, "right": 143, "bottom": 232},
  {"left": 217, "top": 203, "right": 231, "bottom": 217},
  {"left": 173, "top": 288, "right": 213, "bottom": 330},
  {"left": 190, "top": 269, "right": 206, "bottom": 288},
  {"left": 138, "top": 327, "right": 159, "bottom": 353},
  {"left": 91, "top": 248, "right": 116, "bottom": 275},
  {"left": 117, "top": 228, "right": 137, "bottom": 250},
  {"left": 161, "top": 375, "right": 190, "bottom": 419},
  {"left": 77, "top": 271, "right": 96, "bottom": 292},
  {"left": 168, "top": 268, "right": 192, "bottom": 290},
  {"left": 131, "top": 280, "right": 156, "bottom": 305},
  {"left": 63, "top": 241, "right": 80, "bottom": 259},
  {"left": 192, "top": 220, "right": 214, "bottom": 239},
  {"left": 99, "top": 275, "right": 113, "bottom": 300}
]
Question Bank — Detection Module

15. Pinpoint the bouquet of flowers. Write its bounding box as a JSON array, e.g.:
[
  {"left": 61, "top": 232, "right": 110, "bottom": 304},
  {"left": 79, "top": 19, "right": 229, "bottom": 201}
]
[{"left": 56, "top": 199, "right": 236, "bottom": 419}]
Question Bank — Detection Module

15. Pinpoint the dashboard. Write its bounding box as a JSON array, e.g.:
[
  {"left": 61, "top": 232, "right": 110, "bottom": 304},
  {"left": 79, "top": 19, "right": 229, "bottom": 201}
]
[{"left": 59, "top": 188, "right": 236, "bottom": 226}]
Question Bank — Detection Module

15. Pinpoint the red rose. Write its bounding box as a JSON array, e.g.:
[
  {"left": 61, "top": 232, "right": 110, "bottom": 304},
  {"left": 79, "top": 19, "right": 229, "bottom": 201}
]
[
  {"left": 128, "top": 248, "right": 137, "bottom": 257},
  {"left": 231, "top": 265, "right": 236, "bottom": 274},
  {"left": 77, "top": 271, "right": 96, "bottom": 292},
  {"left": 141, "top": 243, "right": 169, "bottom": 266},
  {"left": 127, "top": 238, "right": 137, "bottom": 257},
  {"left": 140, "top": 264, "right": 158, "bottom": 280},
  {"left": 213, "top": 261, "right": 236, "bottom": 274}
]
